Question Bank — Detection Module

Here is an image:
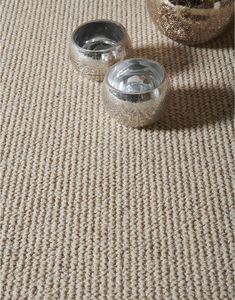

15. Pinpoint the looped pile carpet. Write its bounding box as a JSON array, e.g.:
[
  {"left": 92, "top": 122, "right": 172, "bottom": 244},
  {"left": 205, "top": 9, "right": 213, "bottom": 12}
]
[{"left": 1, "top": 0, "right": 234, "bottom": 299}]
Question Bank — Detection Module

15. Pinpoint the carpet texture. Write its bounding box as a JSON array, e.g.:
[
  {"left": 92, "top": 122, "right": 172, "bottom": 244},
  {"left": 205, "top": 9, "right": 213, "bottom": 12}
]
[{"left": 1, "top": 0, "right": 234, "bottom": 299}]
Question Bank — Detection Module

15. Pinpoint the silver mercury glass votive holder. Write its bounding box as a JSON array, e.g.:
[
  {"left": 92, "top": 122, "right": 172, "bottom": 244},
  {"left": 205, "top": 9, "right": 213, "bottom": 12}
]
[
  {"left": 102, "top": 58, "right": 170, "bottom": 128},
  {"left": 146, "top": 0, "right": 234, "bottom": 45},
  {"left": 69, "top": 20, "right": 132, "bottom": 81}
]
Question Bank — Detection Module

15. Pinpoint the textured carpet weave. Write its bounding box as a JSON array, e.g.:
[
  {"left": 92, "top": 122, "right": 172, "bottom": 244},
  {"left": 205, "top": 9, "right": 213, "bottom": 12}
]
[{"left": 1, "top": 0, "right": 234, "bottom": 299}]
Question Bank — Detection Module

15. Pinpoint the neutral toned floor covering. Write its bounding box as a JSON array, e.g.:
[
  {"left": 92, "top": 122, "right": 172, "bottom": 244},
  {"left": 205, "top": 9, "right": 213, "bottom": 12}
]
[{"left": 1, "top": 0, "right": 234, "bottom": 299}]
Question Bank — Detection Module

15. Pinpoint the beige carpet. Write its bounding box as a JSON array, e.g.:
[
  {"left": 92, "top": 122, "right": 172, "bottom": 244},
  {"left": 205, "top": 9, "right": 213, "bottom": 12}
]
[{"left": 1, "top": 0, "right": 234, "bottom": 299}]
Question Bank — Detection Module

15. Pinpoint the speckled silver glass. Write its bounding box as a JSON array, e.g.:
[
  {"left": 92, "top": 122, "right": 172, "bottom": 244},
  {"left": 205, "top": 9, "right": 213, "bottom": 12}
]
[
  {"left": 146, "top": 0, "right": 234, "bottom": 45},
  {"left": 102, "top": 58, "right": 170, "bottom": 128},
  {"left": 69, "top": 20, "right": 132, "bottom": 81}
]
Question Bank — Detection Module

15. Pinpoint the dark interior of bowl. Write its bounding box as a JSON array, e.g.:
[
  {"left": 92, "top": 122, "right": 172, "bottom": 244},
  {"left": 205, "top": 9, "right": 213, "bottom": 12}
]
[
  {"left": 169, "top": 0, "right": 225, "bottom": 8},
  {"left": 107, "top": 59, "right": 165, "bottom": 94},
  {"left": 75, "top": 21, "right": 124, "bottom": 51}
]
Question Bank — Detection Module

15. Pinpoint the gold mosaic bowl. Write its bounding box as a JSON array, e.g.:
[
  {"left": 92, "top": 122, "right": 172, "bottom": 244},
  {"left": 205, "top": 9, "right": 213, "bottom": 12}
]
[{"left": 146, "top": 0, "right": 234, "bottom": 45}]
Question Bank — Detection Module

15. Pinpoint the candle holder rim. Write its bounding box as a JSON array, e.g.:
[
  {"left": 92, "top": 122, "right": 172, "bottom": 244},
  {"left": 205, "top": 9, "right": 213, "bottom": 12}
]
[
  {"left": 104, "top": 58, "right": 168, "bottom": 96},
  {"left": 71, "top": 19, "right": 128, "bottom": 53}
]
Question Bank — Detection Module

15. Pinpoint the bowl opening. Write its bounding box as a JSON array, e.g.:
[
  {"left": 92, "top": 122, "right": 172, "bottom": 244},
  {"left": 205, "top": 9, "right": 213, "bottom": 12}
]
[
  {"left": 74, "top": 21, "right": 124, "bottom": 51},
  {"left": 107, "top": 58, "right": 166, "bottom": 94}
]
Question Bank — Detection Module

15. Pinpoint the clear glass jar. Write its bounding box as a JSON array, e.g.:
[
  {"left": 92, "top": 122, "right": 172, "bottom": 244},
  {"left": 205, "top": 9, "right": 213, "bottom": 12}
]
[
  {"left": 69, "top": 20, "right": 132, "bottom": 81},
  {"left": 102, "top": 58, "right": 170, "bottom": 128}
]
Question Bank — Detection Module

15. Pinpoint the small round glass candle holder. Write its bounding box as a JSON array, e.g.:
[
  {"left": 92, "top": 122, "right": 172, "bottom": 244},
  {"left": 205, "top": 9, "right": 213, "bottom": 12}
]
[
  {"left": 102, "top": 58, "right": 170, "bottom": 128},
  {"left": 146, "top": 0, "right": 234, "bottom": 45},
  {"left": 69, "top": 20, "right": 132, "bottom": 81}
]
